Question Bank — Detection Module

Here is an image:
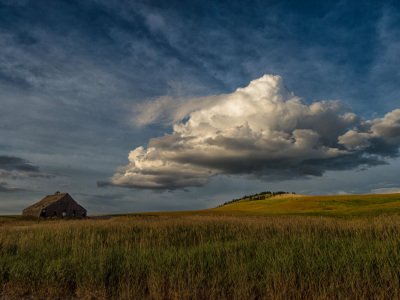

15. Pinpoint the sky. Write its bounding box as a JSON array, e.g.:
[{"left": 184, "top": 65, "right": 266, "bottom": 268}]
[{"left": 1, "top": 0, "right": 400, "bottom": 214}]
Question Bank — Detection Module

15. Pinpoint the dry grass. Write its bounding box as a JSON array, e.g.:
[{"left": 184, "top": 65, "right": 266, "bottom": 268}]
[
  {"left": 1, "top": 214, "right": 400, "bottom": 299},
  {"left": 211, "top": 193, "right": 400, "bottom": 216}
]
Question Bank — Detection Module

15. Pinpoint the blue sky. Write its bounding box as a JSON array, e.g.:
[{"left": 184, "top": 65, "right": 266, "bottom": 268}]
[{"left": 1, "top": 0, "right": 400, "bottom": 214}]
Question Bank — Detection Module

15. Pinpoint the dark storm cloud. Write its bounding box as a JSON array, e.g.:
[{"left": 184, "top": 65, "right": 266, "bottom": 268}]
[
  {"left": 0, "top": 155, "right": 39, "bottom": 172},
  {"left": 0, "top": 156, "right": 52, "bottom": 180},
  {"left": 0, "top": 181, "right": 27, "bottom": 192}
]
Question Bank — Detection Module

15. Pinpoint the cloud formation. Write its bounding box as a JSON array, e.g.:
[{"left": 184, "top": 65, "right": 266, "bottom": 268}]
[
  {"left": 371, "top": 187, "right": 400, "bottom": 194},
  {"left": 110, "top": 75, "right": 400, "bottom": 190},
  {"left": 0, "top": 155, "right": 39, "bottom": 172},
  {"left": 0, "top": 155, "right": 51, "bottom": 179},
  {"left": 0, "top": 181, "right": 26, "bottom": 193}
]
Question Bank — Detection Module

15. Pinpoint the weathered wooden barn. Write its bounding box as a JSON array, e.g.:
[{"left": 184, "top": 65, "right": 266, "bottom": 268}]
[{"left": 23, "top": 192, "right": 87, "bottom": 218}]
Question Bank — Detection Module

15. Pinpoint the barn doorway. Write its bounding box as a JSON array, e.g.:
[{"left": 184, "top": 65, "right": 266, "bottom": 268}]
[{"left": 40, "top": 209, "right": 47, "bottom": 218}]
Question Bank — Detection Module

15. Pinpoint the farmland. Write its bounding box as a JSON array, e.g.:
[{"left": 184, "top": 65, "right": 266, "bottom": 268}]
[
  {"left": 1, "top": 193, "right": 400, "bottom": 299},
  {"left": 211, "top": 193, "right": 400, "bottom": 216}
]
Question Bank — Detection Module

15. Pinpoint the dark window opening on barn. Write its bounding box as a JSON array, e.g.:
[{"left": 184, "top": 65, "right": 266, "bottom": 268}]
[
  {"left": 40, "top": 209, "right": 47, "bottom": 218},
  {"left": 62, "top": 210, "right": 67, "bottom": 218},
  {"left": 72, "top": 210, "right": 76, "bottom": 217},
  {"left": 53, "top": 211, "right": 57, "bottom": 217}
]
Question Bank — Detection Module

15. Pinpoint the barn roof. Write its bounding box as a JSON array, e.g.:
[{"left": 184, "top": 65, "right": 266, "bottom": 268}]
[
  {"left": 24, "top": 192, "right": 68, "bottom": 212},
  {"left": 23, "top": 190, "right": 88, "bottom": 219}
]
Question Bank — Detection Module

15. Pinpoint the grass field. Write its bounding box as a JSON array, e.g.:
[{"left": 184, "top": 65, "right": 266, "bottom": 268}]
[
  {"left": 137, "top": 193, "right": 400, "bottom": 217},
  {"left": 211, "top": 193, "right": 400, "bottom": 216},
  {"left": 1, "top": 193, "right": 400, "bottom": 299}
]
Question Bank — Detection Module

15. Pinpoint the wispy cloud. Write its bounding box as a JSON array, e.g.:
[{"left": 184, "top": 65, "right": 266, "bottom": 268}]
[
  {"left": 0, "top": 155, "right": 39, "bottom": 172},
  {"left": 0, "top": 181, "right": 27, "bottom": 192},
  {"left": 0, "top": 155, "right": 52, "bottom": 179},
  {"left": 371, "top": 187, "right": 400, "bottom": 194}
]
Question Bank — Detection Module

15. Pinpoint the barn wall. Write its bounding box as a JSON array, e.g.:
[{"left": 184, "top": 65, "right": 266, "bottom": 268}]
[
  {"left": 23, "top": 194, "right": 87, "bottom": 218},
  {"left": 46, "top": 195, "right": 86, "bottom": 218},
  {"left": 22, "top": 208, "right": 41, "bottom": 218}
]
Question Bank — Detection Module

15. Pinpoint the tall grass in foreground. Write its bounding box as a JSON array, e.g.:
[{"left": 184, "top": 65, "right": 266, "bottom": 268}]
[{"left": 1, "top": 215, "right": 400, "bottom": 299}]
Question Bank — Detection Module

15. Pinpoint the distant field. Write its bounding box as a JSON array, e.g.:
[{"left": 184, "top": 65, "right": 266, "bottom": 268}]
[
  {"left": 2, "top": 194, "right": 400, "bottom": 299},
  {"left": 211, "top": 193, "right": 400, "bottom": 216},
  {"left": 136, "top": 193, "right": 400, "bottom": 217}
]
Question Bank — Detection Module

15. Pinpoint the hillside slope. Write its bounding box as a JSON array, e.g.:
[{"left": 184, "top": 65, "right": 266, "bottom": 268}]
[{"left": 211, "top": 193, "right": 400, "bottom": 216}]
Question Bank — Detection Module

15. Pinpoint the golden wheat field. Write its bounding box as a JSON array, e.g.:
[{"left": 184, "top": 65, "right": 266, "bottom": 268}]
[{"left": 1, "top": 193, "right": 400, "bottom": 299}]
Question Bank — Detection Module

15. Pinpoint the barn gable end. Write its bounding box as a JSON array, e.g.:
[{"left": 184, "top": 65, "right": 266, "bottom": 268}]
[{"left": 23, "top": 192, "right": 87, "bottom": 218}]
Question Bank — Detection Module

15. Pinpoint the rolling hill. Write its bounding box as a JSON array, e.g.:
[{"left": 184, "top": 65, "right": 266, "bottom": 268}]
[
  {"left": 138, "top": 193, "right": 400, "bottom": 217},
  {"left": 210, "top": 193, "right": 400, "bottom": 216}
]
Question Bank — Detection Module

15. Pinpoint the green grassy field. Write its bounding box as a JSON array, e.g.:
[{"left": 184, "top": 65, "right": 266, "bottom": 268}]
[{"left": 1, "top": 194, "right": 400, "bottom": 299}]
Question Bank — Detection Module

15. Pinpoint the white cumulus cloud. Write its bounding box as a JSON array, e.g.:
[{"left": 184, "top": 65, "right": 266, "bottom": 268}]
[{"left": 109, "top": 75, "right": 400, "bottom": 190}]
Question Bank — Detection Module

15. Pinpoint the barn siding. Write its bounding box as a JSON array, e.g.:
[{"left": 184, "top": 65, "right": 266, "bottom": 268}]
[
  {"left": 45, "top": 195, "right": 86, "bottom": 218},
  {"left": 23, "top": 193, "right": 87, "bottom": 218}
]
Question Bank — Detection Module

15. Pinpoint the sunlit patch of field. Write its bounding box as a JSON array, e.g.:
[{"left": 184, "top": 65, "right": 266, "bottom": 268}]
[
  {"left": 210, "top": 193, "right": 400, "bottom": 217},
  {"left": 133, "top": 193, "right": 400, "bottom": 218}
]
